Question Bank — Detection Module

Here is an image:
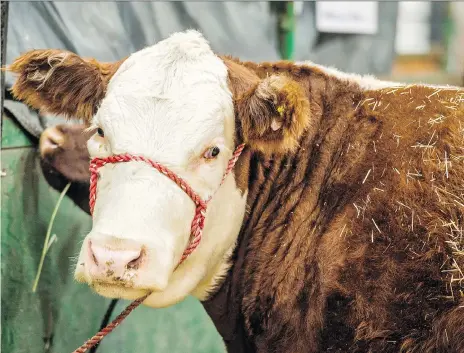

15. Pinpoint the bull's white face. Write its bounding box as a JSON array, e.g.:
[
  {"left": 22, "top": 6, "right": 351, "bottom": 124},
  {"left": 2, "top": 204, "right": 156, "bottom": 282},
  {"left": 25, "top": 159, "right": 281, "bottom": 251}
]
[{"left": 74, "top": 31, "right": 247, "bottom": 307}]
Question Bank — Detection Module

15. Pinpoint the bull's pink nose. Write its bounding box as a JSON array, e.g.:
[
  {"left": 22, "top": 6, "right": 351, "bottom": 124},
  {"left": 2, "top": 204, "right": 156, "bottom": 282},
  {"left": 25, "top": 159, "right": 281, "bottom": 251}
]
[{"left": 88, "top": 241, "right": 143, "bottom": 277}]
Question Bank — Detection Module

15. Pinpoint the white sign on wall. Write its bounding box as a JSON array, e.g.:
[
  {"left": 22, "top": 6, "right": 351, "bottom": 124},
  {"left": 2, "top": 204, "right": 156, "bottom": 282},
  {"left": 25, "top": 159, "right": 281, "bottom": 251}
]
[{"left": 315, "top": 1, "right": 379, "bottom": 35}]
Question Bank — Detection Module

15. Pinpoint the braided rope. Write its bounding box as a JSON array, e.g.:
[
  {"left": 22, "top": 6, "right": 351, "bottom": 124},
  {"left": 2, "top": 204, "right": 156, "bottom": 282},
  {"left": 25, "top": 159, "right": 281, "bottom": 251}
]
[
  {"left": 222, "top": 143, "right": 245, "bottom": 184},
  {"left": 72, "top": 143, "right": 245, "bottom": 353},
  {"left": 72, "top": 294, "right": 148, "bottom": 353}
]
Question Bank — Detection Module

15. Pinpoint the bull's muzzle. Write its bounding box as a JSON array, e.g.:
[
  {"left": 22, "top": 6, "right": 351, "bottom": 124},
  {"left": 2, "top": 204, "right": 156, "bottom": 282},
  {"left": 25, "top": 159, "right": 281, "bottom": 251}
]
[{"left": 87, "top": 237, "right": 144, "bottom": 281}]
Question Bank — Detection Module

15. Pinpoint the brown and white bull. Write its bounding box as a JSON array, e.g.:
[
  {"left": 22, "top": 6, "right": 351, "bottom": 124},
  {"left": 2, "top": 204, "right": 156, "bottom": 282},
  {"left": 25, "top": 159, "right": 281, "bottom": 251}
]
[{"left": 8, "top": 30, "right": 464, "bottom": 352}]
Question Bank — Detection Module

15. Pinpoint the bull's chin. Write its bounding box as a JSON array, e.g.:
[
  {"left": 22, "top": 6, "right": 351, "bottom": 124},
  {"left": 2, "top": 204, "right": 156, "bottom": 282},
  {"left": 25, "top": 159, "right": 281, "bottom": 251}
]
[{"left": 91, "top": 282, "right": 151, "bottom": 301}]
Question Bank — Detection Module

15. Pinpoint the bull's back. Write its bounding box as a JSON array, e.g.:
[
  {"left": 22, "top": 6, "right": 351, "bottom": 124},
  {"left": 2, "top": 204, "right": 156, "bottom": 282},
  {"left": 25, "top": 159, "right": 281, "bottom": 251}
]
[{"left": 323, "top": 85, "right": 464, "bottom": 352}]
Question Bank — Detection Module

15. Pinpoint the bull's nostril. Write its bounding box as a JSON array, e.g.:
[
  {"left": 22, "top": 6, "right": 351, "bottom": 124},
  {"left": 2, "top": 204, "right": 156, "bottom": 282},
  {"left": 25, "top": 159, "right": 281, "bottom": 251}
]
[
  {"left": 92, "top": 253, "right": 99, "bottom": 266},
  {"left": 88, "top": 240, "right": 99, "bottom": 266},
  {"left": 126, "top": 249, "right": 144, "bottom": 270},
  {"left": 88, "top": 238, "right": 144, "bottom": 274}
]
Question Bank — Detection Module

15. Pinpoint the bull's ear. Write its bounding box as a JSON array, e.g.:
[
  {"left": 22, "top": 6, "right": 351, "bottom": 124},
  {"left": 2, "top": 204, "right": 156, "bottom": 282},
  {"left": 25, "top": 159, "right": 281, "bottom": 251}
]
[
  {"left": 235, "top": 74, "right": 311, "bottom": 154},
  {"left": 5, "top": 49, "right": 124, "bottom": 122}
]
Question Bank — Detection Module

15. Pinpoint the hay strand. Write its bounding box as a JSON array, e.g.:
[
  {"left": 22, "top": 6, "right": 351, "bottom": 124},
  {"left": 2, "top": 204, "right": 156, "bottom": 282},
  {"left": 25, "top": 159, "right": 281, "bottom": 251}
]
[{"left": 32, "top": 182, "right": 71, "bottom": 292}]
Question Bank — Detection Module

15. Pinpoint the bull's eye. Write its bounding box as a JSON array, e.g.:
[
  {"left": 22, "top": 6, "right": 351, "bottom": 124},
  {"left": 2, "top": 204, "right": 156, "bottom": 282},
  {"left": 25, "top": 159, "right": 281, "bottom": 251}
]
[
  {"left": 97, "top": 128, "right": 105, "bottom": 137},
  {"left": 204, "top": 146, "right": 220, "bottom": 159}
]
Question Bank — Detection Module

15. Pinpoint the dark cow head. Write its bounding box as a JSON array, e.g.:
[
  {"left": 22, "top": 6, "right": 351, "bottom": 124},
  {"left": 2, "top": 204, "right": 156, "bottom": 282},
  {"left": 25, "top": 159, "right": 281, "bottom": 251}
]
[{"left": 39, "top": 124, "right": 92, "bottom": 214}]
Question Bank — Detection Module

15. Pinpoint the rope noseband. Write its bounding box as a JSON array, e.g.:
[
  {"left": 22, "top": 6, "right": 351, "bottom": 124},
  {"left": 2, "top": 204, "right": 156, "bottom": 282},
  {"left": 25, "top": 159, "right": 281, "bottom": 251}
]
[{"left": 72, "top": 143, "right": 245, "bottom": 353}]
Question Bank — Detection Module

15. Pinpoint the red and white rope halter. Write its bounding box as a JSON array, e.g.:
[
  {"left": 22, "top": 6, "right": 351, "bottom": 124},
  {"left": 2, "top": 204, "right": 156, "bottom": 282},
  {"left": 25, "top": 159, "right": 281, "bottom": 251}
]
[
  {"left": 72, "top": 143, "right": 245, "bottom": 353},
  {"left": 88, "top": 142, "right": 245, "bottom": 265}
]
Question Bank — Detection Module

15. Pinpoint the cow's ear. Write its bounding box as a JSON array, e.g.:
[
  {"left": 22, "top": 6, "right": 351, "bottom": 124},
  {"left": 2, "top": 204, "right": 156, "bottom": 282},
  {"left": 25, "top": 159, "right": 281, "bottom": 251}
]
[
  {"left": 234, "top": 74, "right": 311, "bottom": 154},
  {"left": 5, "top": 49, "right": 124, "bottom": 122}
]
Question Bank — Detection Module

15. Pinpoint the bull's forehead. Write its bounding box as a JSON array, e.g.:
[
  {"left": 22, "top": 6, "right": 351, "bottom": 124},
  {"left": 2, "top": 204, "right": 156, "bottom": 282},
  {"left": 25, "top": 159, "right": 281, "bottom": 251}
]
[
  {"left": 93, "top": 31, "right": 234, "bottom": 163},
  {"left": 108, "top": 31, "right": 230, "bottom": 95}
]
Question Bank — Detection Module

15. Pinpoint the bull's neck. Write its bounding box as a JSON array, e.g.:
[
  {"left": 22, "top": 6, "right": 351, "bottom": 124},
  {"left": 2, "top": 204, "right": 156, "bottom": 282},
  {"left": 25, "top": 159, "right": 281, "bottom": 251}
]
[{"left": 202, "top": 64, "right": 362, "bottom": 351}]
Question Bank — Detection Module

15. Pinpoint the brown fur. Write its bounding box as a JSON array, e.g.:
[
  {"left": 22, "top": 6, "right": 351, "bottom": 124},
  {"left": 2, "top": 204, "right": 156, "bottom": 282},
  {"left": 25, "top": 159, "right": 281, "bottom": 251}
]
[
  {"left": 210, "top": 59, "right": 464, "bottom": 353},
  {"left": 5, "top": 50, "right": 125, "bottom": 121},
  {"left": 8, "top": 49, "right": 464, "bottom": 352}
]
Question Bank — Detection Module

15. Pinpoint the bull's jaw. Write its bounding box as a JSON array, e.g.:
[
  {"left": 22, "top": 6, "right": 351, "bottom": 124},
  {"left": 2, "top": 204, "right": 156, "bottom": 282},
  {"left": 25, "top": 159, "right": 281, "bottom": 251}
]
[
  {"left": 74, "top": 174, "right": 248, "bottom": 308},
  {"left": 144, "top": 233, "right": 240, "bottom": 308},
  {"left": 92, "top": 283, "right": 150, "bottom": 301}
]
